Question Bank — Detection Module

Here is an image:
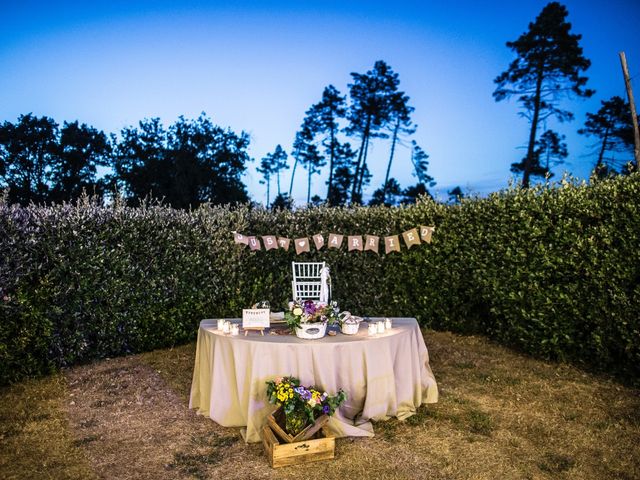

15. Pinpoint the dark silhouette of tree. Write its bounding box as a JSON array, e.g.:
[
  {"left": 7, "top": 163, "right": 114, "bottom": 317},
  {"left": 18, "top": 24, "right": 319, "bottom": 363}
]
[
  {"left": 382, "top": 91, "right": 415, "bottom": 204},
  {"left": 299, "top": 143, "right": 325, "bottom": 204},
  {"left": 51, "top": 121, "right": 111, "bottom": 202},
  {"left": 112, "top": 114, "right": 250, "bottom": 208},
  {"left": 346, "top": 60, "right": 400, "bottom": 202},
  {"left": 289, "top": 121, "right": 314, "bottom": 198},
  {"left": 257, "top": 148, "right": 277, "bottom": 208},
  {"left": 493, "top": 2, "right": 593, "bottom": 187},
  {"left": 578, "top": 96, "right": 636, "bottom": 174},
  {"left": 111, "top": 117, "right": 166, "bottom": 201},
  {"left": 448, "top": 186, "right": 464, "bottom": 204},
  {"left": 0, "top": 114, "right": 59, "bottom": 205},
  {"left": 402, "top": 141, "right": 436, "bottom": 203},
  {"left": 370, "top": 178, "right": 402, "bottom": 206},
  {"left": 271, "top": 193, "right": 293, "bottom": 210},
  {"left": 511, "top": 129, "right": 567, "bottom": 180},
  {"left": 303, "top": 86, "right": 347, "bottom": 201},
  {"left": 403, "top": 182, "right": 433, "bottom": 203},
  {"left": 327, "top": 141, "right": 357, "bottom": 206},
  {"left": 270, "top": 145, "right": 289, "bottom": 197}
]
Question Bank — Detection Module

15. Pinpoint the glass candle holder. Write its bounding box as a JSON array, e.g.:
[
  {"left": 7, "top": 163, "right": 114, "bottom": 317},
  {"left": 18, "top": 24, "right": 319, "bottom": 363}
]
[
  {"left": 367, "top": 323, "right": 377, "bottom": 336},
  {"left": 217, "top": 319, "right": 225, "bottom": 331},
  {"left": 223, "top": 321, "right": 231, "bottom": 334},
  {"left": 230, "top": 324, "right": 240, "bottom": 336},
  {"left": 385, "top": 318, "right": 392, "bottom": 330},
  {"left": 377, "top": 321, "right": 385, "bottom": 333}
]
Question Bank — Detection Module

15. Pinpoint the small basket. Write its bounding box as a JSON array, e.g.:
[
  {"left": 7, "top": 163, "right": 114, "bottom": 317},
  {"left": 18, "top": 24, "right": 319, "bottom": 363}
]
[{"left": 338, "top": 311, "right": 361, "bottom": 335}]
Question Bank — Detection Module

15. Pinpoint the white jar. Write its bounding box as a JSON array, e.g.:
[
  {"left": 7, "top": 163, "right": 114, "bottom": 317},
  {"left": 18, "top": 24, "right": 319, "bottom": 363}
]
[
  {"left": 377, "top": 321, "right": 385, "bottom": 333},
  {"left": 368, "top": 323, "right": 377, "bottom": 336}
]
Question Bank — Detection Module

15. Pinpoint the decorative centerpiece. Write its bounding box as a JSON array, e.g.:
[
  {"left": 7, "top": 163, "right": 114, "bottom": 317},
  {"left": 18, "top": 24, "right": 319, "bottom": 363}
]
[
  {"left": 285, "top": 299, "right": 339, "bottom": 339},
  {"left": 265, "top": 376, "right": 346, "bottom": 441},
  {"left": 338, "top": 311, "right": 362, "bottom": 335}
]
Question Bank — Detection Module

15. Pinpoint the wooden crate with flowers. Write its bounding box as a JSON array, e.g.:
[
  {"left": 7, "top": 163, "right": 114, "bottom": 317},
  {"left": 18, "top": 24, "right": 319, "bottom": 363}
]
[{"left": 263, "top": 376, "right": 346, "bottom": 468}]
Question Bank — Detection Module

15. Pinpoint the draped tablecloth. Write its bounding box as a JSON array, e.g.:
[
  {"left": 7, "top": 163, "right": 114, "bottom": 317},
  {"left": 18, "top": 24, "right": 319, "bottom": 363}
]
[{"left": 189, "top": 317, "right": 438, "bottom": 443}]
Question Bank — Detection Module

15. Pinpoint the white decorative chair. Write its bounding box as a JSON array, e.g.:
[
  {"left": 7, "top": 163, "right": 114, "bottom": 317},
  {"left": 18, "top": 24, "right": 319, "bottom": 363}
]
[{"left": 291, "top": 262, "right": 331, "bottom": 302}]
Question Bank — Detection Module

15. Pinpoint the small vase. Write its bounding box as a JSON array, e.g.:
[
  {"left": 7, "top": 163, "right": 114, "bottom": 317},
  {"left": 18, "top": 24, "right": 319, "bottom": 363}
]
[{"left": 285, "top": 409, "right": 308, "bottom": 436}]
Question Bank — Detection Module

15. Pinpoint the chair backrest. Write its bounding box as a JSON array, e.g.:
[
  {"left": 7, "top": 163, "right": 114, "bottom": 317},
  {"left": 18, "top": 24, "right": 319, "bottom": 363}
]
[{"left": 292, "top": 262, "right": 326, "bottom": 301}]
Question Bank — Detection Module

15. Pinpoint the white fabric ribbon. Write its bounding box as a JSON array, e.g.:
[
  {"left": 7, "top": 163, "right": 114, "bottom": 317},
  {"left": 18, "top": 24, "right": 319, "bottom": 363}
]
[{"left": 319, "top": 266, "right": 331, "bottom": 303}]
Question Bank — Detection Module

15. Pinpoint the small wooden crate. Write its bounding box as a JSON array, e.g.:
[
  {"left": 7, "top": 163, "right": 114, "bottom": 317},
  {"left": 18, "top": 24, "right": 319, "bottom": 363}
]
[
  {"left": 262, "top": 424, "right": 335, "bottom": 468},
  {"left": 266, "top": 407, "right": 329, "bottom": 443}
]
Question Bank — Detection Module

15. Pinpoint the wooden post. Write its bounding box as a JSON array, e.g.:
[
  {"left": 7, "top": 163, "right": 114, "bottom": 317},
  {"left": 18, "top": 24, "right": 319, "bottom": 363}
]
[{"left": 619, "top": 52, "right": 640, "bottom": 169}]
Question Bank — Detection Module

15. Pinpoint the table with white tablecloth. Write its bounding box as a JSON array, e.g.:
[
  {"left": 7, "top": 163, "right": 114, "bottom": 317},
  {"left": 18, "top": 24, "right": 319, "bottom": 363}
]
[{"left": 189, "top": 317, "right": 438, "bottom": 443}]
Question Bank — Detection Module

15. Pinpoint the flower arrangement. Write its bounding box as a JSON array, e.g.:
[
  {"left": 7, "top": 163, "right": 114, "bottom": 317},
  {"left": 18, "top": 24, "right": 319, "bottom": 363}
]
[
  {"left": 284, "top": 299, "right": 339, "bottom": 332},
  {"left": 266, "top": 376, "right": 347, "bottom": 436}
]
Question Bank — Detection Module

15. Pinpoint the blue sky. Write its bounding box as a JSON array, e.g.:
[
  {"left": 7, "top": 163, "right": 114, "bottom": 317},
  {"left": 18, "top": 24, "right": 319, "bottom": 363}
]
[{"left": 1, "top": 1, "right": 639, "bottom": 204}]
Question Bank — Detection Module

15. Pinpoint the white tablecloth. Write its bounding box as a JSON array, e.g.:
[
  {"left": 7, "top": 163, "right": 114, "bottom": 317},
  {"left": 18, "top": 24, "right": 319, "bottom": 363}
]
[{"left": 189, "top": 317, "right": 438, "bottom": 442}]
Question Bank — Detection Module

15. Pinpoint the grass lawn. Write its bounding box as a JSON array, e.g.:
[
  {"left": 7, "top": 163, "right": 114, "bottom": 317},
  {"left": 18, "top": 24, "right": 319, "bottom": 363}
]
[{"left": 1, "top": 329, "right": 638, "bottom": 479}]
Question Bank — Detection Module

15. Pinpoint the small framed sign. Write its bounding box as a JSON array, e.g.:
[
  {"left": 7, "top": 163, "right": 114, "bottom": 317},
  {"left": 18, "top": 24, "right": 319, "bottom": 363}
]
[{"left": 242, "top": 308, "right": 270, "bottom": 334}]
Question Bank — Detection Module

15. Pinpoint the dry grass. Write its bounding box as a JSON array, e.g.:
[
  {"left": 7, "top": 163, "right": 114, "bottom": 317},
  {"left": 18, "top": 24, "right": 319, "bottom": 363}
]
[{"left": 1, "top": 330, "right": 639, "bottom": 479}]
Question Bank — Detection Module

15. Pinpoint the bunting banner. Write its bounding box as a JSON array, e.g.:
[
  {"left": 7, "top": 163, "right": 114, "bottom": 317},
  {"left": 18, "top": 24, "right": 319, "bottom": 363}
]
[
  {"left": 261, "top": 235, "right": 278, "bottom": 251},
  {"left": 313, "top": 234, "right": 325, "bottom": 250},
  {"left": 402, "top": 228, "right": 421, "bottom": 249},
  {"left": 233, "top": 225, "right": 435, "bottom": 255},
  {"left": 348, "top": 235, "right": 363, "bottom": 251},
  {"left": 364, "top": 235, "right": 379, "bottom": 254},
  {"left": 277, "top": 237, "right": 291, "bottom": 250},
  {"left": 294, "top": 237, "right": 310, "bottom": 255},
  {"left": 328, "top": 233, "right": 343, "bottom": 249}
]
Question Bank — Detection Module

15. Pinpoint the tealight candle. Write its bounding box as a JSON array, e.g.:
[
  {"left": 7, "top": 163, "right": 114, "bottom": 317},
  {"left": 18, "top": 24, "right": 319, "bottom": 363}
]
[
  {"left": 230, "top": 324, "right": 240, "bottom": 336},
  {"left": 368, "top": 323, "right": 377, "bottom": 336},
  {"left": 377, "top": 321, "right": 385, "bottom": 333},
  {"left": 217, "top": 319, "right": 225, "bottom": 331},
  {"left": 385, "top": 318, "right": 392, "bottom": 330},
  {"left": 223, "top": 321, "right": 231, "bottom": 334}
]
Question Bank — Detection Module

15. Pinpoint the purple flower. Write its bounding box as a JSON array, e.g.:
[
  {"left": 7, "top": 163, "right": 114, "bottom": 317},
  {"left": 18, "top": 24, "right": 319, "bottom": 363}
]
[{"left": 323, "top": 404, "right": 330, "bottom": 414}]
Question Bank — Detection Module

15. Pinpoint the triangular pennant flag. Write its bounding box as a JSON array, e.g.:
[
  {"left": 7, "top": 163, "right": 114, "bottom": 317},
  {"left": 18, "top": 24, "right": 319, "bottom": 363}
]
[
  {"left": 313, "top": 234, "right": 325, "bottom": 250},
  {"left": 420, "top": 226, "right": 435, "bottom": 243},
  {"left": 248, "top": 236, "right": 261, "bottom": 251},
  {"left": 402, "top": 228, "right": 421, "bottom": 249},
  {"left": 294, "top": 237, "right": 310, "bottom": 255},
  {"left": 261, "top": 235, "right": 278, "bottom": 251},
  {"left": 277, "top": 237, "right": 291, "bottom": 251},
  {"left": 365, "top": 235, "right": 380, "bottom": 254},
  {"left": 348, "top": 235, "right": 363, "bottom": 251},
  {"left": 328, "top": 233, "right": 344, "bottom": 249},
  {"left": 384, "top": 235, "right": 401, "bottom": 254},
  {"left": 233, "top": 232, "right": 249, "bottom": 245}
]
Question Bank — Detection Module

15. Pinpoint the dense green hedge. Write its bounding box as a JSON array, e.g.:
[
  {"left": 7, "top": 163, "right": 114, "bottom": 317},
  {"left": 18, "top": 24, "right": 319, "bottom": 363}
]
[{"left": 1, "top": 174, "right": 639, "bottom": 385}]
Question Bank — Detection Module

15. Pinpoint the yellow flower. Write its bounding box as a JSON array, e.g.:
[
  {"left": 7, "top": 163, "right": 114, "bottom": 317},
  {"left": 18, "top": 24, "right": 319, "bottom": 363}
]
[{"left": 293, "top": 307, "right": 303, "bottom": 316}]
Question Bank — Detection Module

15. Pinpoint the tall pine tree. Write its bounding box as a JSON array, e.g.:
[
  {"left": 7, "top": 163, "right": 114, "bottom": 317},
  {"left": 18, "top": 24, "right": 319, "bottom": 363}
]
[
  {"left": 346, "top": 60, "right": 399, "bottom": 202},
  {"left": 493, "top": 2, "right": 593, "bottom": 187}
]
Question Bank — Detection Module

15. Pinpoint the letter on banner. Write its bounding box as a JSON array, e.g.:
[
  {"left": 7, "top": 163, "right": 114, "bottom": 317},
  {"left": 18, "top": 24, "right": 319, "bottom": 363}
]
[
  {"left": 402, "top": 228, "right": 421, "bottom": 248},
  {"left": 384, "top": 235, "right": 401, "bottom": 254},
  {"left": 348, "top": 235, "right": 363, "bottom": 251},
  {"left": 328, "top": 233, "right": 344, "bottom": 249},
  {"left": 420, "top": 225, "right": 435, "bottom": 243},
  {"left": 234, "top": 232, "right": 249, "bottom": 245},
  {"left": 261, "top": 235, "right": 278, "bottom": 251},
  {"left": 248, "top": 236, "right": 261, "bottom": 251},
  {"left": 278, "top": 237, "right": 291, "bottom": 251},
  {"left": 365, "top": 235, "right": 379, "bottom": 254},
  {"left": 313, "top": 234, "right": 325, "bottom": 250},
  {"left": 294, "top": 237, "right": 310, "bottom": 255}
]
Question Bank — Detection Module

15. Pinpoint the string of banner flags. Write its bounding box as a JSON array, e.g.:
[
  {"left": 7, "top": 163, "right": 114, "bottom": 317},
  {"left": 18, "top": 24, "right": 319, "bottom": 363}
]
[{"left": 233, "top": 225, "right": 436, "bottom": 255}]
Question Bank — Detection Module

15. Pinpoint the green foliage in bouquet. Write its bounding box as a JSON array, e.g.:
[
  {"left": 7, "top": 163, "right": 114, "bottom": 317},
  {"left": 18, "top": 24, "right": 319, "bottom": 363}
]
[
  {"left": 284, "top": 300, "right": 340, "bottom": 332},
  {"left": 266, "top": 375, "right": 347, "bottom": 435}
]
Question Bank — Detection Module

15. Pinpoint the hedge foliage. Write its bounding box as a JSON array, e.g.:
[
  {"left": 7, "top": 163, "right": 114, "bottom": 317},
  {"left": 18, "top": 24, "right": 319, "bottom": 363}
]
[{"left": 1, "top": 174, "right": 639, "bottom": 385}]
